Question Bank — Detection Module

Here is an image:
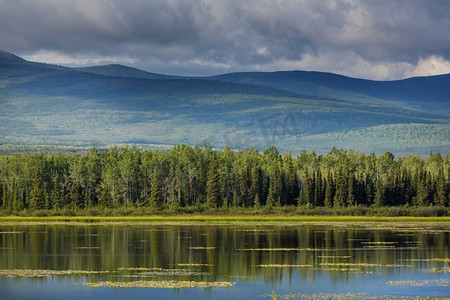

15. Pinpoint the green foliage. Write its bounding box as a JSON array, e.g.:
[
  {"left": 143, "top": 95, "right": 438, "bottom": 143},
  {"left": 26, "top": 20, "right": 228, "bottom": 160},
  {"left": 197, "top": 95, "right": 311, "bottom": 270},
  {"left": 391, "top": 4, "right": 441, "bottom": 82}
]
[
  {"left": 1, "top": 52, "right": 450, "bottom": 156},
  {"left": 30, "top": 177, "right": 44, "bottom": 210},
  {"left": 0, "top": 146, "right": 448, "bottom": 215},
  {"left": 149, "top": 171, "right": 163, "bottom": 209},
  {"left": 206, "top": 154, "right": 221, "bottom": 208}
]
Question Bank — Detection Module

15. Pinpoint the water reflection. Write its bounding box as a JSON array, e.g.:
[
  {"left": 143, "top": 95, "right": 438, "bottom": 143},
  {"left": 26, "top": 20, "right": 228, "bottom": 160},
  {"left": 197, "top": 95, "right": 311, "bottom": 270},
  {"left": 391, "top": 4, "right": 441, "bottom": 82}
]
[{"left": 0, "top": 223, "right": 449, "bottom": 298}]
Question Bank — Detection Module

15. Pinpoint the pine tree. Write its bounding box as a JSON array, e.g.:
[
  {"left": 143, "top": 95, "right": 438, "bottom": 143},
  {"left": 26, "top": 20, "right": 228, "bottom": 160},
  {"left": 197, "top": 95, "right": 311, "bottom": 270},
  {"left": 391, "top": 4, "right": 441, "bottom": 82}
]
[
  {"left": 240, "top": 168, "right": 250, "bottom": 207},
  {"left": 51, "top": 173, "right": 63, "bottom": 209},
  {"left": 250, "top": 167, "right": 260, "bottom": 206},
  {"left": 303, "top": 169, "right": 313, "bottom": 206},
  {"left": 266, "top": 181, "right": 275, "bottom": 207},
  {"left": 324, "top": 171, "right": 334, "bottom": 207},
  {"left": 30, "top": 177, "right": 45, "bottom": 210},
  {"left": 364, "top": 173, "right": 374, "bottom": 205},
  {"left": 374, "top": 179, "right": 385, "bottom": 207},
  {"left": 99, "top": 186, "right": 113, "bottom": 208},
  {"left": 2, "top": 184, "right": 8, "bottom": 209},
  {"left": 314, "top": 169, "right": 323, "bottom": 206},
  {"left": 206, "top": 155, "right": 221, "bottom": 208},
  {"left": 254, "top": 193, "right": 261, "bottom": 208},
  {"left": 149, "top": 171, "right": 163, "bottom": 209},
  {"left": 333, "top": 168, "right": 347, "bottom": 207},
  {"left": 435, "top": 168, "right": 446, "bottom": 206},
  {"left": 71, "top": 183, "right": 84, "bottom": 209},
  {"left": 347, "top": 174, "right": 356, "bottom": 206}
]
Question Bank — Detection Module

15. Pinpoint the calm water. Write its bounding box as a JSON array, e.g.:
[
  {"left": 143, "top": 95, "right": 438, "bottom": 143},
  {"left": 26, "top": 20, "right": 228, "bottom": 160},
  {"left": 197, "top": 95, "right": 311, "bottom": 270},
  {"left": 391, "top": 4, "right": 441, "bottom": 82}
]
[{"left": 0, "top": 223, "right": 449, "bottom": 300}]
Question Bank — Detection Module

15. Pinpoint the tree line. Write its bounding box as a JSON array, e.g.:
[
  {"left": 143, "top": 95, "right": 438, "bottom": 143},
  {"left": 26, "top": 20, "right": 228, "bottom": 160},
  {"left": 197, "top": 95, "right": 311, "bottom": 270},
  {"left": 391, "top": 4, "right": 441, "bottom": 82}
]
[{"left": 0, "top": 145, "right": 449, "bottom": 212}]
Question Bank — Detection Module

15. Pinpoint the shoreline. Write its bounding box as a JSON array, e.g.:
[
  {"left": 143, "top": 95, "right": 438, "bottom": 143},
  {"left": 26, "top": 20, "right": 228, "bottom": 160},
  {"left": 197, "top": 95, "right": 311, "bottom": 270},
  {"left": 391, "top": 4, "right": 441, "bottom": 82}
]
[{"left": 1, "top": 215, "right": 450, "bottom": 223}]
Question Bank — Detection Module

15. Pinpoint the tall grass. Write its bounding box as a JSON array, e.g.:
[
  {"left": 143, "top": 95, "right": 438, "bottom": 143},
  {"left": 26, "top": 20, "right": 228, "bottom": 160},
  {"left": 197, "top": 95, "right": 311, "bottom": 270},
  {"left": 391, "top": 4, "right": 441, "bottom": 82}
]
[{"left": 0, "top": 205, "right": 449, "bottom": 221}]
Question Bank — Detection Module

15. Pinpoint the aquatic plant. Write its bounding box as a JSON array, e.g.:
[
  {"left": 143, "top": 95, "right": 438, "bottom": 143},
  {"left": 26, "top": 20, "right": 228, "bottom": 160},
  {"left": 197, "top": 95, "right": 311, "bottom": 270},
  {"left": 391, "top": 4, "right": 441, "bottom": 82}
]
[
  {"left": 256, "top": 264, "right": 313, "bottom": 268},
  {"left": 0, "top": 269, "right": 109, "bottom": 278},
  {"left": 81, "top": 280, "right": 235, "bottom": 288},
  {"left": 386, "top": 279, "right": 448, "bottom": 287}
]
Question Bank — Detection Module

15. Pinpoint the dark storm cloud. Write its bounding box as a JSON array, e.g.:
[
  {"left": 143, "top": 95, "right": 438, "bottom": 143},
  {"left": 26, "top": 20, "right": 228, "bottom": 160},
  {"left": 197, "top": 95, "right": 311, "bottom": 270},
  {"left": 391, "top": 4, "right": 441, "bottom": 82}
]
[{"left": 0, "top": 0, "right": 449, "bottom": 79}]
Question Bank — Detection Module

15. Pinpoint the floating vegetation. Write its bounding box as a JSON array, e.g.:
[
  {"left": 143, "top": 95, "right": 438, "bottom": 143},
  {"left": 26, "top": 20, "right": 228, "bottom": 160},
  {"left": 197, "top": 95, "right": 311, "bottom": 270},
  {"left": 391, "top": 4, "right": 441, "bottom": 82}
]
[
  {"left": 403, "top": 258, "right": 450, "bottom": 262},
  {"left": 256, "top": 264, "right": 313, "bottom": 268},
  {"left": 238, "top": 248, "right": 316, "bottom": 251},
  {"left": 386, "top": 279, "right": 449, "bottom": 287},
  {"left": 361, "top": 242, "right": 397, "bottom": 245},
  {"left": 319, "top": 263, "right": 412, "bottom": 268},
  {"left": 361, "top": 242, "right": 397, "bottom": 248},
  {"left": 178, "top": 263, "right": 213, "bottom": 267},
  {"left": 319, "top": 263, "right": 378, "bottom": 268},
  {"left": 260, "top": 292, "right": 439, "bottom": 299},
  {"left": 0, "top": 269, "right": 109, "bottom": 278},
  {"left": 420, "top": 267, "right": 450, "bottom": 273},
  {"left": 188, "top": 246, "right": 216, "bottom": 250},
  {"left": 317, "top": 256, "right": 351, "bottom": 259},
  {"left": 138, "top": 268, "right": 210, "bottom": 276},
  {"left": 117, "top": 267, "right": 162, "bottom": 271},
  {"left": 74, "top": 246, "right": 100, "bottom": 249},
  {"left": 237, "top": 229, "right": 275, "bottom": 232},
  {"left": 80, "top": 280, "right": 235, "bottom": 288},
  {"left": 318, "top": 267, "right": 375, "bottom": 274},
  {"left": 232, "top": 275, "right": 259, "bottom": 279}
]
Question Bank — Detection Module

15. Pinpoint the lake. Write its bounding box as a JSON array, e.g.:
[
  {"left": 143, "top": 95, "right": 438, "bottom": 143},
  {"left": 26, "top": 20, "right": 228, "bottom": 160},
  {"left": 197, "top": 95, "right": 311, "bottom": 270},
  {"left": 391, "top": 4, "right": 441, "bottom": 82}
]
[{"left": 0, "top": 222, "right": 449, "bottom": 299}]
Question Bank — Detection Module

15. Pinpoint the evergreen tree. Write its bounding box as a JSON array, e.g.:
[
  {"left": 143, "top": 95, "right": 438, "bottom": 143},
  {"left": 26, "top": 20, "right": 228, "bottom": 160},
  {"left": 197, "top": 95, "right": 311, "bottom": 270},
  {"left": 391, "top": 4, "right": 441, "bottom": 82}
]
[
  {"left": 51, "top": 173, "right": 63, "bottom": 209},
  {"left": 99, "top": 186, "right": 113, "bottom": 208},
  {"left": 30, "top": 177, "right": 45, "bottom": 210},
  {"left": 250, "top": 167, "right": 260, "bottom": 206},
  {"left": 254, "top": 193, "right": 261, "bottom": 208},
  {"left": 303, "top": 169, "right": 313, "bottom": 206},
  {"left": 240, "top": 168, "right": 251, "bottom": 207},
  {"left": 325, "top": 171, "right": 334, "bottom": 208},
  {"left": 374, "top": 179, "right": 385, "bottom": 207},
  {"left": 266, "top": 181, "right": 275, "bottom": 207},
  {"left": 149, "top": 171, "right": 163, "bottom": 209},
  {"left": 435, "top": 168, "right": 447, "bottom": 206},
  {"left": 347, "top": 174, "right": 356, "bottom": 206},
  {"left": 71, "top": 183, "right": 84, "bottom": 209},
  {"left": 206, "top": 154, "right": 221, "bottom": 208},
  {"left": 333, "top": 168, "right": 347, "bottom": 207},
  {"left": 364, "top": 173, "right": 374, "bottom": 205}
]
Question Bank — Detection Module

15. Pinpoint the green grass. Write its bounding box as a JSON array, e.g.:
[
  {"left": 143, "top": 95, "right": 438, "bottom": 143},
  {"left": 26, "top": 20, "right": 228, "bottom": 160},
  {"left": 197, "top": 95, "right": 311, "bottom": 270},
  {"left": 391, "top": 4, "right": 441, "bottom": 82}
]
[{"left": 0, "top": 215, "right": 449, "bottom": 223}]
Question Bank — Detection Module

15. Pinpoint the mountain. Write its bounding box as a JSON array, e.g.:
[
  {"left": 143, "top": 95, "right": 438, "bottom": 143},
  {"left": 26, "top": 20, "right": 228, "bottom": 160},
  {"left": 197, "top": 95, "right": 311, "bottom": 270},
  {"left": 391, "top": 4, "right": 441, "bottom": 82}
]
[
  {"left": 0, "top": 50, "right": 449, "bottom": 155},
  {"left": 0, "top": 49, "right": 26, "bottom": 62},
  {"left": 208, "top": 71, "right": 450, "bottom": 116},
  {"left": 75, "top": 64, "right": 179, "bottom": 80}
]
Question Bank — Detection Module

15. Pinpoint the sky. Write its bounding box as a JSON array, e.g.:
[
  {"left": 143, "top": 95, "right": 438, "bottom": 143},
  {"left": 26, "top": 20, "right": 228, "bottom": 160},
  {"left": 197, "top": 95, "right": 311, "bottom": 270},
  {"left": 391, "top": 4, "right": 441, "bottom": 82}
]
[{"left": 1, "top": 0, "right": 450, "bottom": 80}]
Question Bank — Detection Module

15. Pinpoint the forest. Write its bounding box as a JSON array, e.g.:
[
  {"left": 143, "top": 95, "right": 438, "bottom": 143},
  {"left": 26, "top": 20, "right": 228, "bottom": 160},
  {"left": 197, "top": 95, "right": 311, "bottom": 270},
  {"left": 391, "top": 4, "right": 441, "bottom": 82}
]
[{"left": 0, "top": 145, "right": 449, "bottom": 216}]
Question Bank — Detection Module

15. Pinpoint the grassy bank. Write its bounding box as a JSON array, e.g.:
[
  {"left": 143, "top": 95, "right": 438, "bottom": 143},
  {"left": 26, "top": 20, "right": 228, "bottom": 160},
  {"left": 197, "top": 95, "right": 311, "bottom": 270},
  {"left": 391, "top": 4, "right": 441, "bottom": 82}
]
[
  {"left": 0, "top": 215, "right": 449, "bottom": 223},
  {"left": 0, "top": 205, "right": 449, "bottom": 218}
]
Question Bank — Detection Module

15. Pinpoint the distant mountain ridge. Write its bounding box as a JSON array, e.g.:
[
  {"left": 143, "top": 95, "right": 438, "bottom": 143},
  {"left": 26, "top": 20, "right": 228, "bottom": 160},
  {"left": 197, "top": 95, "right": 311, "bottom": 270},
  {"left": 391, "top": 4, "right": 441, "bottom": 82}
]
[
  {"left": 76, "top": 60, "right": 450, "bottom": 116},
  {"left": 75, "top": 64, "right": 179, "bottom": 80},
  {"left": 0, "top": 50, "right": 449, "bottom": 155}
]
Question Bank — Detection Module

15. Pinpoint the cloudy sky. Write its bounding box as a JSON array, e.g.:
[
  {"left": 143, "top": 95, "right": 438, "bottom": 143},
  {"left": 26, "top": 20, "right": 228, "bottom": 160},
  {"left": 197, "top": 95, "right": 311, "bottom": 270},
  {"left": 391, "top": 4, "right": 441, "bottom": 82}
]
[{"left": 1, "top": 0, "right": 450, "bottom": 80}]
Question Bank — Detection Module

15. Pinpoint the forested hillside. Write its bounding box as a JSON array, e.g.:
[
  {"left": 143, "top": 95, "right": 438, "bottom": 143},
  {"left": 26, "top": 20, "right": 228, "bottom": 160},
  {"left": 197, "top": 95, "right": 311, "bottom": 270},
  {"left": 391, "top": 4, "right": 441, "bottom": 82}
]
[
  {"left": 208, "top": 71, "right": 450, "bottom": 116},
  {"left": 1, "top": 50, "right": 449, "bottom": 156},
  {"left": 1, "top": 146, "right": 448, "bottom": 214}
]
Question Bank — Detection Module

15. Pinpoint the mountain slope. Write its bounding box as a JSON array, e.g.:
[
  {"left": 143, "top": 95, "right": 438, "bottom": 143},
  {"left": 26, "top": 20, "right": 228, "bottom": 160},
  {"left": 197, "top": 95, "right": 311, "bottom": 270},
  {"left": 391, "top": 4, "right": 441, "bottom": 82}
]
[
  {"left": 0, "top": 51, "right": 449, "bottom": 155},
  {"left": 75, "top": 64, "right": 179, "bottom": 80},
  {"left": 208, "top": 71, "right": 450, "bottom": 116}
]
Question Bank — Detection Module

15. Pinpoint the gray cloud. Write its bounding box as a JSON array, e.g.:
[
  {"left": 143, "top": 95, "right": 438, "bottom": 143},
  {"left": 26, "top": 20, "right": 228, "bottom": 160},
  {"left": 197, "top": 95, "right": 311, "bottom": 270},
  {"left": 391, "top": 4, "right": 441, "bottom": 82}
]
[{"left": 1, "top": 0, "right": 449, "bottom": 79}]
